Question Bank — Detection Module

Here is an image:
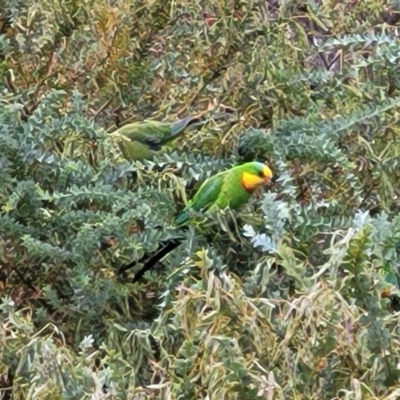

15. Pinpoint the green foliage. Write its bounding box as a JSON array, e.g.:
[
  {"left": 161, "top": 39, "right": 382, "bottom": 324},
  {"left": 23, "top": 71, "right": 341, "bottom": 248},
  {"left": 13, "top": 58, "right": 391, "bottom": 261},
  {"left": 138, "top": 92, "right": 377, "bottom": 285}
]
[{"left": 2, "top": 0, "right": 400, "bottom": 399}]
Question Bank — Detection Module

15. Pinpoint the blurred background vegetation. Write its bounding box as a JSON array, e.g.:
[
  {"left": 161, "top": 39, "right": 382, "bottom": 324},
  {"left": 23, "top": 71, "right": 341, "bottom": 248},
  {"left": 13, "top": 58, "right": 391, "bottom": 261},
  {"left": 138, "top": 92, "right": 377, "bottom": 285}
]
[{"left": 2, "top": 0, "right": 400, "bottom": 398}]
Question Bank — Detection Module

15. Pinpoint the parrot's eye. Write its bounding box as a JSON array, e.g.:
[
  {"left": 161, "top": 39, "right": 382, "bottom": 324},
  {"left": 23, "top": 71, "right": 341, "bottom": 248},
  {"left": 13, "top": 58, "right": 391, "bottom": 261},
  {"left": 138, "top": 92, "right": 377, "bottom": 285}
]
[{"left": 258, "top": 170, "right": 265, "bottom": 178}]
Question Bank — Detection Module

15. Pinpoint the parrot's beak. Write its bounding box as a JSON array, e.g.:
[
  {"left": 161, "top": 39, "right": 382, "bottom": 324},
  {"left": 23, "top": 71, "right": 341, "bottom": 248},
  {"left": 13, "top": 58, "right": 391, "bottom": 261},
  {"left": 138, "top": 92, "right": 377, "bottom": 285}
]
[{"left": 264, "top": 177, "right": 271, "bottom": 185}]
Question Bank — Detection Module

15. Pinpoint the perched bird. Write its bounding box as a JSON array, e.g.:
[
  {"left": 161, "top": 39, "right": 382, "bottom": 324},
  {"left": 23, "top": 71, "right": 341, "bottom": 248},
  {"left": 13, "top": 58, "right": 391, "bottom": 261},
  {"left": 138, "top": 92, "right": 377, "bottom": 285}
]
[
  {"left": 109, "top": 113, "right": 232, "bottom": 162},
  {"left": 175, "top": 161, "right": 273, "bottom": 224},
  {"left": 119, "top": 161, "right": 273, "bottom": 282}
]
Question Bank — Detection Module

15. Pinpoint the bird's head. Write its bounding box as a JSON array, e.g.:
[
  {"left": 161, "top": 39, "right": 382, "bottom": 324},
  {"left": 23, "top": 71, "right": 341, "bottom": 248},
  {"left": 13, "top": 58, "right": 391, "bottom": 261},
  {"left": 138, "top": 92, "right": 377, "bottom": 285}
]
[{"left": 241, "top": 161, "right": 273, "bottom": 192}]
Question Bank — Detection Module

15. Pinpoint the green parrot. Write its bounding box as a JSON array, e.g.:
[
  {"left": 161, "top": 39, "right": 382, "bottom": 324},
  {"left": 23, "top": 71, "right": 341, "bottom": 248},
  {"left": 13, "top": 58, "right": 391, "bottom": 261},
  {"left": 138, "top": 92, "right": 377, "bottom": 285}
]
[
  {"left": 109, "top": 113, "right": 231, "bottom": 162},
  {"left": 120, "top": 161, "right": 273, "bottom": 281},
  {"left": 175, "top": 161, "right": 273, "bottom": 224}
]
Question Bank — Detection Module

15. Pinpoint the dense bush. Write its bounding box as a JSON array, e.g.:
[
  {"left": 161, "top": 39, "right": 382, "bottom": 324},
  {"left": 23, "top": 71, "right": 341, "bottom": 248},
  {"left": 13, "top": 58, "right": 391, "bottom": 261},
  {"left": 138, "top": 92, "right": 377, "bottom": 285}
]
[{"left": 2, "top": 0, "right": 400, "bottom": 399}]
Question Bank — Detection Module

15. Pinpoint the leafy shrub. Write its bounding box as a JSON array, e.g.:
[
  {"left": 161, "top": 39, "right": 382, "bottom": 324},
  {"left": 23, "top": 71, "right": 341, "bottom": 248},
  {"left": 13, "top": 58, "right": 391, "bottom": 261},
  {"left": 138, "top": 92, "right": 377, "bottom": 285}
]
[{"left": 2, "top": 0, "right": 400, "bottom": 399}]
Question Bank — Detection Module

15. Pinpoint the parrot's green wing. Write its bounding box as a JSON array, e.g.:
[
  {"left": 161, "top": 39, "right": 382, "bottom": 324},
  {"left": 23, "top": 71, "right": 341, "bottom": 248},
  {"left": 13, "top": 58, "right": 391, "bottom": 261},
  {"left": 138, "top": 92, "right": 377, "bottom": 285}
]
[
  {"left": 175, "top": 171, "right": 227, "bottom": 224},
  {"left": 210, "top": 167, "right": 250, "bottom": 211},
  {"left": 127, "top": 115, "right": 203, "bottom": 146},
  {"left": 116, "top": 121, "right": 167, "bottom": 151},
  {"left": 189, "top": 171, "right": 227, "bottom": 210}
]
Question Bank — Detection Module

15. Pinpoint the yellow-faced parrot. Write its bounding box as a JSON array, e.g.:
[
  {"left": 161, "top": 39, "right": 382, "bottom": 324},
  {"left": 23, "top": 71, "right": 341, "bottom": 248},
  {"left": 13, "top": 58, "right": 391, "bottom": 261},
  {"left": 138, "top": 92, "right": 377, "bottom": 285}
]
[
  {"left": 175, "top": 161, "right": 273, "bottom": 224},
  {"left": 119, "top": 161, "right": 273, "bottom": 282}
]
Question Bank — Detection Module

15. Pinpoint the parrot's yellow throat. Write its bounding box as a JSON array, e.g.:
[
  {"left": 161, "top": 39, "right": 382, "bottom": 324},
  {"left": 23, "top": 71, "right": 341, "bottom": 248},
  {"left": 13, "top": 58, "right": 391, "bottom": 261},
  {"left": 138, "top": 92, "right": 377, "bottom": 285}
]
[{"left": 241, "top": 165, "right": 273, "bottom": 192}]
